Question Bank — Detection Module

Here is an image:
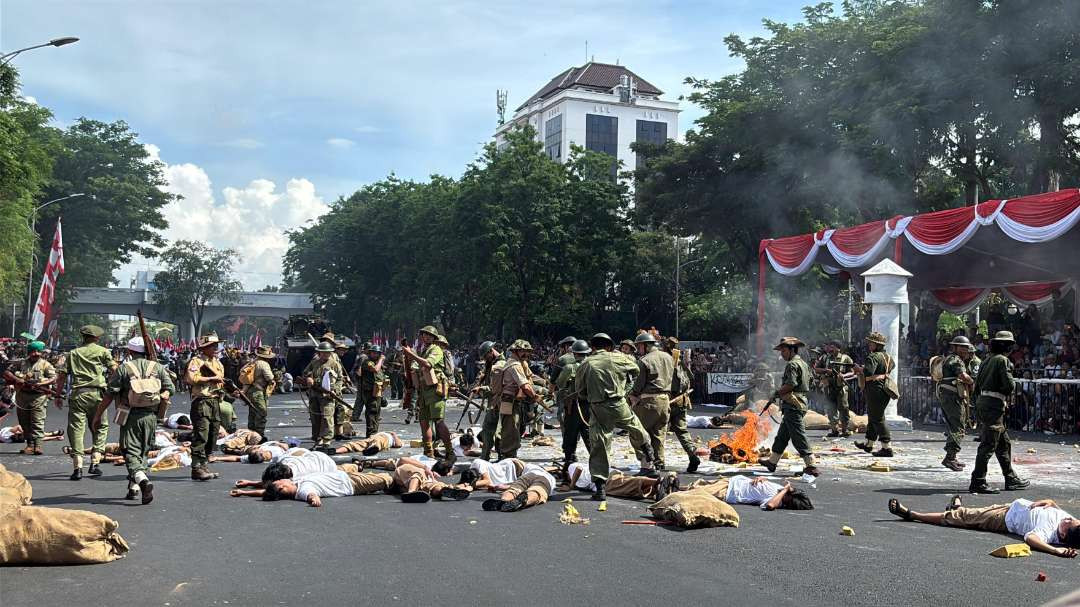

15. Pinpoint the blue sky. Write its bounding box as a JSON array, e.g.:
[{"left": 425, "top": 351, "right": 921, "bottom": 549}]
[{"left": 3, "top": 0, "right": 810, "bottom": 286}]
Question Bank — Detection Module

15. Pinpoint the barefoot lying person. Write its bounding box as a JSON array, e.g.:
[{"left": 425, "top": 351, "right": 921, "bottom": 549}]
[
  {"left": 889, "top": 496, "right": 1080, "bottom": 558},
  {"left": 2, "top": 425, "right": 64, "bottom": 443}
]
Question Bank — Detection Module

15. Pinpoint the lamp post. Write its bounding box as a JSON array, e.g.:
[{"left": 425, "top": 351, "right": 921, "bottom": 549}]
[
  {"left": 673, "top": 236, "right": 704, "bottom": 339},
  {"left": 26, "top": 193, "right": 86, "bottom": 327},
  {"left": 1, "top": 37, "right": 79, "bottom": 66}
]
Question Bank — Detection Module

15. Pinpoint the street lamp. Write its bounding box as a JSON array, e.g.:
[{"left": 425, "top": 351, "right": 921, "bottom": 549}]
[
  {"left": 673, "top": 235, "right": 704, "bottom": 339},
  {"left": 25, "top": 193, "right": 87, "bottom": 329},
  {"left": 1, "top": 37, "right": 80, "bottom": 66}
]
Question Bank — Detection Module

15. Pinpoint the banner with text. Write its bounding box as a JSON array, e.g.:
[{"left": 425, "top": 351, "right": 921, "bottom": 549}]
[{"left": 706, "top": 372, "right": 753, "bottom": 394}]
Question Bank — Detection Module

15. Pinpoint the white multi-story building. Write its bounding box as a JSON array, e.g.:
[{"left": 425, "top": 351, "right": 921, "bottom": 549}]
[{"left": 495, "top": 62, "right": 680, "bottom": 172}]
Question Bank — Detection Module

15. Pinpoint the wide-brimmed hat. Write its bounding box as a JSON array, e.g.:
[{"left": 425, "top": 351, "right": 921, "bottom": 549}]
[
  {"left": 334, "top": 341, "right": 348, "bottom": 351},
  {"left": 315, "top": 342, "right": 335, "bottom": 353},
  {"left": 866, "top": 332, "right": 887, "bottom": 346},
  {"left": 418, "top": 325, "right": 439, "bottom": 338},
  {"left": 509, "top": 339, "right": 533, "bottom": 351},
  {"left": 255, "top": 345, "right": 275, "bottom": 359},
  {"left": 198, "top": 334, "right": 220, "bottom": 348},
  {"left": 80, "top": 324, "right": 105, "bottom": 338},
  {"left": 991, "top": 330, "right": 1015, "bottom": 343},
  {"left": 949, "top": 336, "right": 972, "bottom": 347},
  {"left": 435, "top": 334, "right": 450, "bottom": 347},
  {"left": 772, "top": 337, "right": 805, "bottom": 350},
  {"left": 321, "top": 332, "right": 336, "bottom": 341}
]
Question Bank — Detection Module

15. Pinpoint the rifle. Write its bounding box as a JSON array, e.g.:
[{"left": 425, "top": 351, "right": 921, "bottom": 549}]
[
  {"left": 670, "top": 389, "right": 694, "bottom": 408},
  {"left": 224, "top": 378, "right": 254, "bottom": 407},
  {"left": 137, "top": 310, "right": 170, "bottom": 418},
  {"left": 308, "top": 375, "right": 350, "bottom": 408},
  {"left": 2, "top": 370, "right": 64, "bottom": 399}
]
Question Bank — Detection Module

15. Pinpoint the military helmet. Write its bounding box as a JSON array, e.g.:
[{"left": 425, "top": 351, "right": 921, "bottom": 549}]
[
  {"left": 949, "top": 336, "right": 972, "bottom": 347},
  {"left": 571, "top": 339, "right": 591, "bottom": 354},
  {"left": 315, "top": 342, "right": 335, "bottom": 353},
  {"left": 418, "top": 325, "right": 439, "bottom": 338},
  {"left": 991, "top": 330, "right": 1015, "bottom": 343},
  {"left": 866, "top": 331, "right": 887, "bottom": 346},
  {"left": 590, "top": 333, "right": 614, "bottom": 347},
  {"left": 509, "top": 339, "right": 533, "bottom": 351},
  {"left": 80, "top": 324, "right": 105, "bottom": 338},
  {"left": 558, "top": 336, "right": 577, "bottom": 347},
  {"left": 367, "top": 344, "right": 383, "bottom": 353},
  {"left": 634, "top": 333, "right": 657, "bottom": 344},
  {"left": 478, "top": 341, "right": 496, "bottom": 357}
]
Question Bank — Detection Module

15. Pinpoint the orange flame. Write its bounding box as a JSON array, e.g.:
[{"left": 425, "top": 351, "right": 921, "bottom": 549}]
[{"left": 708, "top": 410, "right": 773, "bottom": 463}]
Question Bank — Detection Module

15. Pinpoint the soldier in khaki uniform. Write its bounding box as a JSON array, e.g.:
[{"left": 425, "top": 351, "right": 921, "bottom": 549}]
[
  {"left": 496, "top": 340, "right": 540, "bottom": 460},
  {"left": 357, "top": 344, "right": 387, "bottom": 437},
  {"left": 12, "top": 340, "right": 56, "bottom": 455},
  {"left": 186, "top": 334, "right": 227, "bottom": 481},
  {"left": 662, "top": 337, "right": 700, "bottom": 473},
  {"left": 244, "top": 345, "right": 276, "bottom": 439},
  {"left": 969, "top": 331, "right": 1029, "bottom": 494},
  {"left": 854, "top": 332, "right": 895, "bottom": 457},
  {"left": 473, "top": 341, "right": 507, "bottom": 461},
  {"left": 556, "top": 340, "right": 592, "bottom": 465},
  {"left": 303, "top": 341, "right": 345, "bottom": 450},
  {"left": 91, "top": 336, "right": 175, "bottom": 504},
  {"left": 400, "top": 326, "right": 454, "bottom": 460},
  {"left": 333, "top": 342, "right": 355, "bottom": 438},
  {"left": 938, "top": 336, "right": 974, "bottom": 471},
  {"left": 630, "top": 333, "right": 673, "bottom": 472},
  {"left": 813, "top": 340, "right": 855, "bottom": 437},
  {"left": 761, "top": 337, "right": 819, "bottom": 477},
  {"left": 575, "top": 333, "right": 656, "bottom": 501},
  {"left": 53, "top": 325, "right": 116, "bottom": 479}
]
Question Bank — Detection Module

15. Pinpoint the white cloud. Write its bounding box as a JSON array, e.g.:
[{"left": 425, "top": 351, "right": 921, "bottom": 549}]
[
  {"left": 219, "top": 138, "right": 264, "bottom": 149},
  {"left": 326, "top": 137, "right": 356, "bottom": 149},
  {"left": 119, "top": 144, "right": 329, "bottom": 289}
]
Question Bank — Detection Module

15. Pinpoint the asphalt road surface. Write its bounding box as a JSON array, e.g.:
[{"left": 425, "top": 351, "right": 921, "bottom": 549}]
[{"left": 3, "top": 392, "right": 1079, "bottom": 606}]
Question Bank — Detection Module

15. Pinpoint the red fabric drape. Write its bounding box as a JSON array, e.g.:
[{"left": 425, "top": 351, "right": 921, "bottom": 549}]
[
  {"left": 931, "top": 287, "right": 986, "bottom": 308},
  {"left": 763, "top": 233, "right": 816, "bottom": 266},
  {"left": 830, "top": 221, "right": 886, "bottom": 254},
  {"left": 904, "top": 205, "right": 974, "bottom": 245},
  {"left": 1004, "top": 281, "right": 1067, "bottom": 303},
  {"left": 1000, "top": 190, "right": 1080, "bottom": 226}
]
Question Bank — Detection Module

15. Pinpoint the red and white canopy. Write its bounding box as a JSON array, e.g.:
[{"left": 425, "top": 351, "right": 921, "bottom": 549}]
[{"left": 757, "top": 189, "right": 1080, "bottom": 336}]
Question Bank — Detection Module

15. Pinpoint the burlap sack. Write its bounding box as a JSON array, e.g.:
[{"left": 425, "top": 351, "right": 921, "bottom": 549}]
[
  {"left": 0, "top": 487, "right": 24, "bottom": 507},
  {"left": 648, "top": 490, "right": 740, "bottom": 529},
  {"left": 0, "top": 468, "right": 32, "bottom": 505},
  {"left": 0, "top": 504, "right": 130, "bottom": 565},
  {"left": 804, "top": 410, "right": 831, "bottom": 429}
]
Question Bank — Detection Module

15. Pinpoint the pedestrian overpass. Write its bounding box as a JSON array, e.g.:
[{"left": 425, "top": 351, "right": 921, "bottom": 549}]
[{"left": 65, "top": 287, "right": 315, "bottom": 339}]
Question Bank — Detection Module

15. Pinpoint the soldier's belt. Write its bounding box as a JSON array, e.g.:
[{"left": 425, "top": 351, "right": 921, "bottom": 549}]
[
  {"left": 71, "top": 385, "right": 105, "bottom": 396},
  {"left": 981, "top": 390, "right": 1009, "bottom": 402},
  {"left": 938, "top": 383, "right": 959, "bottom": 393}
]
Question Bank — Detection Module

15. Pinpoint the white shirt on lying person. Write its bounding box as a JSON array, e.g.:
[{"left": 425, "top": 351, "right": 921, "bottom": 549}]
[
  {"left": 153, "top": 430, "right": 178, "bottom": 449},
  {"left": 243, "top": 443, "right": 287, "bottom": 463},
  {"left": 164, "top": 413, "right": 189, "bottom": 428},
  {"left": 294, "top": 470, "right": 354, "bottom": 501},
  {"left": 521, "top": 463, "right": 556, "bottom": 494},
  {"left": 567, "top": 462, "right": 597, "bottom": 492},
  {"left": 725, "top": 475, "right": 782, "bottom": 510},
  {"left": 148, "top": 444, "right": 192, "bottom": 468},
  {"left": 469, "top": 459, "right": 520, "bottom": 486},
  {"left": 282, "top": 450, "right": 337, "bottom": 478},
  {"left": 1006, "top": 499, "right": 1073, "bottom": 544},
  {"left": 686, "top": 415, "right": 712, "bottom": 429},
  {"left": 0, "top": 427, "right": 18, "bottom": 443},
  {"left": 373, "top": 431, "right": 402, "bottom": 448}
]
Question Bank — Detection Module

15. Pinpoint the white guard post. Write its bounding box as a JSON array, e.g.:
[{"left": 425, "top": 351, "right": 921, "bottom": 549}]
[{"left": 861, "top": 260, "right": 914, "bottom": 431}]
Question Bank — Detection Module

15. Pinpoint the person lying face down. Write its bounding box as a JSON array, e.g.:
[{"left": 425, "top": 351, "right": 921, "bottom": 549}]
[
  {"left": 230, "top": 449, "right": 342, "bottom": 497},
  {"left": 464, "top": 459, "right": 560, "bottom": 513},
  {"left": 363, "top": 456, "right": 470, "bottom": 504},
  {"left": 889, "top": 496, "right": 1080, "bottom": 558},
  {"left": 318, "top": 431, "right": 402, "bottom": 456},
  {"left": 261, "top": 463, "right": 394, "bottom": 507}
]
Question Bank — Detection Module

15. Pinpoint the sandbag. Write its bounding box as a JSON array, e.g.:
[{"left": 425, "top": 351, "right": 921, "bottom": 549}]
[
  {"left": 648, "top": 490, "right": 740, "bottom": 529},
  {"left": 0, "top": 468, "right": 32, "bottom": 505},
  {"left": 804, "top": 410, "right": 831, "bottom": 429},
  {"left": 0, "top": 504, "right": 130, "bottom": 565},
  {"left": 0, "top": 487, "right": 24, "bottom": 507}
]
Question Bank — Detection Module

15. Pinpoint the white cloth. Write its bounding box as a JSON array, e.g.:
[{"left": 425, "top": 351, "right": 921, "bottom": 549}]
[
  {"left": 165, "top": 413, "right": 189, "bottom": 428},
  {"left": 567, "top": 462, "right": 596, "bottom": 491},
  {"left": 295, "top": 469, "right": 354, "bottom": 501},
  {"left": 470, "top": 459, "right": 520, "bottom": 486},
  {"left": 148, "top": 444, "right": 192, "bottom": 468},
  {"left": 725, "top": 475, "right": 782, "bottom": 510},
  {"left": 282, "top": 450, "right": 337, "bottom": 478},
  {"left": 1005, "top": 499, "right": 1072, "bottom": 544},
  {"left": 686, "top": 415, "right": 712, "bottom": 429},
  {"left": 0, "top": 427, "right": 17, "bottom": 443},
  {"left": 414, "top": 455, "right": 438, "bottom": 470},
  {"left": 521, "top": 463, "right": 556, "bottom": 494},
  {"left": 153, "top": 430, "right": 177, "bottom": 449}
]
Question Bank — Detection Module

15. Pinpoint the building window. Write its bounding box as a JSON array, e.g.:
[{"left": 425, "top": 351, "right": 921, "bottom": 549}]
[
  {"left": 586, "top": 114, "right": 619, "bottom": 178},
  {"left": 635, "top": 120, "right": 667, "bottom": 168},
  {"left": 545, "top": 114, "right": 562, "bottom": 161}
]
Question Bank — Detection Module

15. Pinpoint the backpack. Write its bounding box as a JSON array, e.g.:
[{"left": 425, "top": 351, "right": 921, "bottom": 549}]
[
  {"left": 238, "top": 362, "right": 256, "bottom": 386},
  {"left": 929, "top": 356, "right": 944, "bottom": 382},
  {"left": 126, "top": 360, "right": 162, "bottom": 408}
]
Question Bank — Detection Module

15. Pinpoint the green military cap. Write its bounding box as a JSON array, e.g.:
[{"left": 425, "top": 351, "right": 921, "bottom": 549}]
[
  {"left": 27, "top": 340, "right": 46, "bottom": 352},
  {"left": 865, "top": 332, "right": 887, "bottom": 346},
  {"left": 418, "top": 325, "right": 439, "bottom": 338},
  {"left": 991, "top": 330, "right": 1015, "bottom": 343},
  {"left": 315, "top": 341, "right": 335, "bottom": 353},
  {"left": 509, "top": 339, "right": 533, "bottom": 351},
  {"left": 949, "top": 336, "right": 972, "bottom": 347},
  {"left": 80, "top": 324, "right": 105, "bottom": 338}
]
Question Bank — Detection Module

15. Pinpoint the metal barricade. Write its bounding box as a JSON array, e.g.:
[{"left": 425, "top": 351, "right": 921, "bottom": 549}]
[{"left": 899, "top": 375, "right": 1080, "bottom": 434}]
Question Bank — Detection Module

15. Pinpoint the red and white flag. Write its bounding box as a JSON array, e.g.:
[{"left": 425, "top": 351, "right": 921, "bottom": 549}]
[{"left": 29, "top": 220, "right": 64, "bottom": 339}]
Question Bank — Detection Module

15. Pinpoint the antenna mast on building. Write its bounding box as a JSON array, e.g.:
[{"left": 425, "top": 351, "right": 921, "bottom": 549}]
[{"left": 496, "top": 89, "right": 508, "bottom": 125}]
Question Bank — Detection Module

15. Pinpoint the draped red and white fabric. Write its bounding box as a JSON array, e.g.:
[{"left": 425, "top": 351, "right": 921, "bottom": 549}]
[
  {"left": 29, "top": 221, "right": 64, "bottom": 339},
  {"left": 930, "top": 281, "right": 1074, "bottom": 314},
  {"left": 759, "top": 189, "right": 1080, "bottom": 275}
]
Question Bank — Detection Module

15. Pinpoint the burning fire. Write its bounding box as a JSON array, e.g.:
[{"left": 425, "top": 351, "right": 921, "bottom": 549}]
[{"left": 708, "top": 410, "right": 775, "bottom": 464}]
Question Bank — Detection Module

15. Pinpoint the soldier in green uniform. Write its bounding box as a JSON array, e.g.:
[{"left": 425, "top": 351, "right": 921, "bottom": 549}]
[
  {"left": 938, "top": 336, "right": 975, "bottom": 471},
  {"left": 53, "top": 325, "right": 116, "bottom": 479},
  {"left": 358, "top": 344, "right": 387, "bottom": 437},
  {"left": 186, "top": 334, "right": 228, "bottom": 480},
  {"left": 400, "top": 326, "right": 454, "bottom": 460},
  {"left": 619, "top": 339, "right": 636, "bottom": 356},
  {"left": 969, "top": 331, "right": 1030, "bottom": 494},
  {"left": 12, "top": 340, "right": 56, "bottom": 455},
  {"left": 630, "top": 333, "right": 674, "bottom": 471},
  {"left": 761, "top": 337, "right": 820, "bottom": 477},
  {"left": 91, "top": 336, "right": 175, "bottom": 504},
  {"left": 495, "top": 340, "right": 540, "bottom": 460},
  {"left": 473, "top": 341, "right": 506, "bottom": 461},
  {"left": 663, "top": 337, "right": 700, "bottom": 473},
  {"left": 556, "top": 339, "right": 592, "bottom": 466},
  {"left": 965, "top": 344, "right": 982, "bottom": 433},
  {"left": 854, "top": 331, "right": 895, "bottom": 457},
  {"left": 575, "top": 333, "right": 657, "bottom": 501},
  {"left": 303, "top": 341, "right": 345, "bottom": 450},
  {"left": 333, "top": 342, "right": 355, "bottom": 438},
  {"left": 245, "top": 345, "right": 276, "bottom": 439},
  {"left": 813, "top": 340, "right": 854, "bottom": 437},
  {"left": 388, "top": 347, "right": 405, "bottom": 400}
]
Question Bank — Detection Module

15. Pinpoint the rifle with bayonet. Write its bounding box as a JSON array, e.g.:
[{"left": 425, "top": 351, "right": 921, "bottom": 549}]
[{"left": 2, "top": 368, "right": 64, "bottom": 399}]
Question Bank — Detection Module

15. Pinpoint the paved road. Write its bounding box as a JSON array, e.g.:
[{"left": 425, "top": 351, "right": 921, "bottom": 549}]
[{"left": 3, "top": 392, "right": 1078, "bottom": 606}]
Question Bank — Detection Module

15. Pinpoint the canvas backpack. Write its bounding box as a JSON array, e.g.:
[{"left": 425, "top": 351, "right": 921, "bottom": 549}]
[
  {"left": 125, "top": 360, "right": 162, "bottom": 408},
  {"left": 929, "top": 355, "right": 944, "bottom": 382},
  {"left": 238, "top": 362, "right": 256, "bottom": 386}
]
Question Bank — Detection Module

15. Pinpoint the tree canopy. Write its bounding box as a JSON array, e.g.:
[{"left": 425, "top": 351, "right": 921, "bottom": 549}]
[{"left": 153, "top": 240, "right": 243, "bottom": 337}]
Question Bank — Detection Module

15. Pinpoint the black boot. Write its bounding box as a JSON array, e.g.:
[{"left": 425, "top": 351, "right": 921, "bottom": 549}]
[
  {"left": 941, "top": 457, "right": 964, "bottom": 471},
  {"left": 139, "top": 479, "right": 154, "bottom": 505},
  {"left": 872, "top": 447, "right": 894, "bottom": 458},
  {"left": 686, "top": 454, "right": 700, "bottom": 474},
  {"left": 592, "top": 479, "right": 606, "bottom": 501},
  {"left": 87, "top": 463, "right": 103, "bottom": 476},
  {"left": 1004, "top": 477, "right": 1030, "bottom": 491},
  {"left": 969, "top": 481, "right": 999, "bottom": 495},
  {"left": 854, "top": 441, "right": 874, "bottom": 453},
  {"left": 69, "top": 468, "right": 82, "bottom": 481},
  {"left": 500, "top": 493, "right": 529, "bottom": 512}
]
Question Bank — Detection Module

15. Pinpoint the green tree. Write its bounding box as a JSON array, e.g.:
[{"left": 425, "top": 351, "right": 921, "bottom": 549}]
[{"left": 153, "top": 240, "right": 243, "bottom": 337}]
